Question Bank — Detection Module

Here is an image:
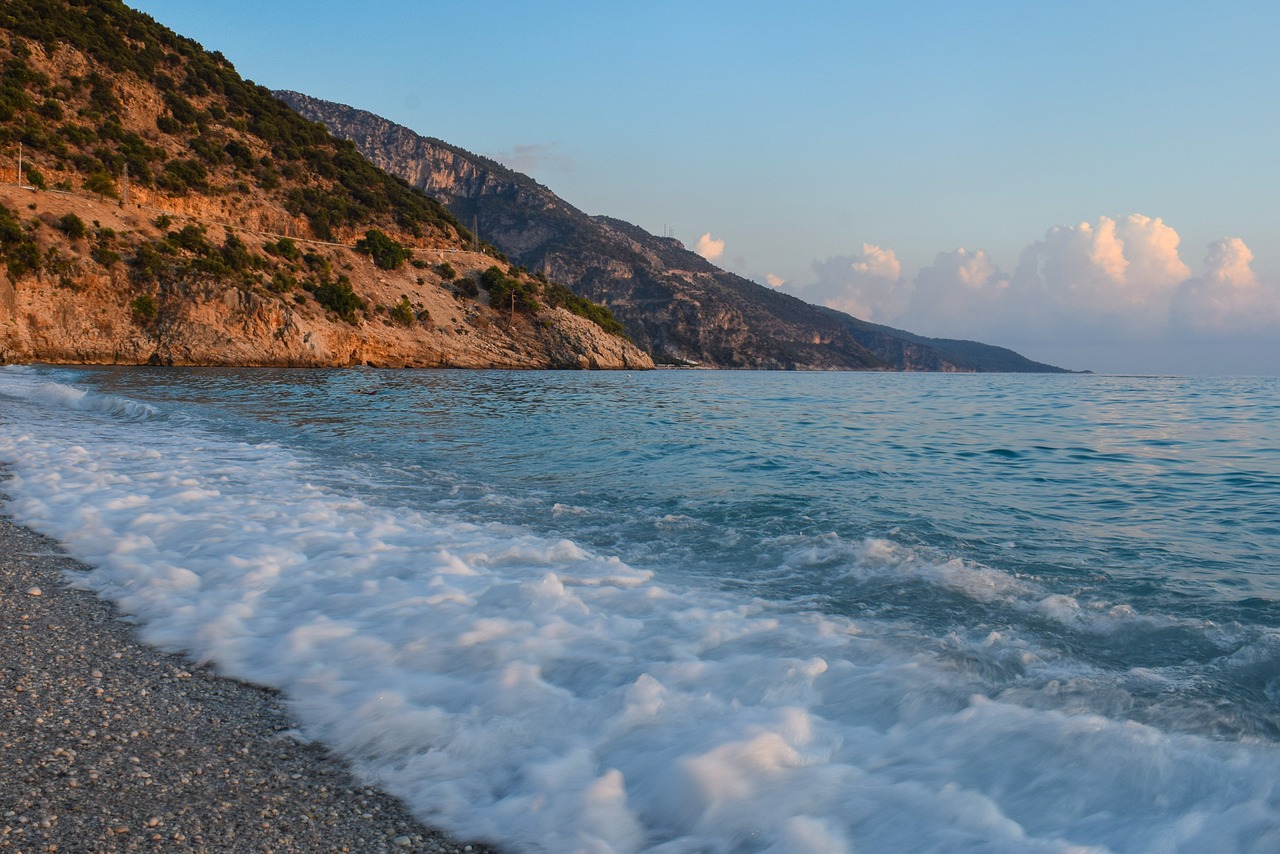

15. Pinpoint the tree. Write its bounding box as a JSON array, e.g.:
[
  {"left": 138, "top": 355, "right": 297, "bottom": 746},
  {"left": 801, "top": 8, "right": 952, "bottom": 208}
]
[
  {"left": 83, "top": 171, "right": 118, "bottom": 199},
  {"left": 354, "top": 228, "right": 411, "bottom": 270}
]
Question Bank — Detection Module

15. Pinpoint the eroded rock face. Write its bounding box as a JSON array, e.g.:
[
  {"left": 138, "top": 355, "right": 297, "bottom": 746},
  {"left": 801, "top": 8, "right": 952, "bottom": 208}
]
[
  {"left": 281, "top": 91, "right": 1069, "bottom": 373},
  {"left": 0, "top": 187, "right": 652, "bottom": 371}
]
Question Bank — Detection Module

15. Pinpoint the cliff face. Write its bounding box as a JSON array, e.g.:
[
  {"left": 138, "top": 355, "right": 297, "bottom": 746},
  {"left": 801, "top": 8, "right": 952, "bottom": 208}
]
[
  {"left": 0, "top": 186, "right": 651, "bottom": 369},
  {"left": 0, "top": 2, "right": 648, "bottom": 370},
  {"left": 279, "top": 92, "right": 1068, "bottom": 373}
]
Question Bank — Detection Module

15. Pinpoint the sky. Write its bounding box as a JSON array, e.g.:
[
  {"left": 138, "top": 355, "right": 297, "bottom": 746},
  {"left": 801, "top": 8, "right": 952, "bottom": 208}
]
[{"left": 125, "top": 1, "right": 1280, "bottom": 374}]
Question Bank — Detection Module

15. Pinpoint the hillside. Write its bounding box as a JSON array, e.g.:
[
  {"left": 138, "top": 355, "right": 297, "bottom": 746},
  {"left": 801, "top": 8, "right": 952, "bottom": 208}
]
[
  {"left": 0, "top": 0, "right": 650, "bottom": 369},
  {"left": 278, "top": 91, "right": 1069, "bottom": 373}
]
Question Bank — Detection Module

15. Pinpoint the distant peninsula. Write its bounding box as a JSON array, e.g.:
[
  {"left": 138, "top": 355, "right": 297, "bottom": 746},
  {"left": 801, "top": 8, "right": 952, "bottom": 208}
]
[{"left": 279, "top": 91, "right": 1069, "bottom": 373}]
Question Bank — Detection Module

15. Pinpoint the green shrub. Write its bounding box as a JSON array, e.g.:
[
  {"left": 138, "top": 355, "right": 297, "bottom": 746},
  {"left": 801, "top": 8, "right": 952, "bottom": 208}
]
[
  {"left": 488, "top": 276, "right": 540, "bottom": 315},
  {"left": 0, "top": 204, "right": 41, "bottom": 281},
  {"left": 269, "top": 270, "right": 296, "bottom": 293},
  {"left": 166, "top": 223, "right": 211, "bottom": 254},
  {"left": 43, "top": 246, "right": 75, "bottom": 287},
  {"left": 24, "top": 166, "right": 45, "bottom": 189},
  {"left": 128, "top": 242, "right": 168, "bottom": 283},
  {"left": 389, "top": 295, "right": 415, "bottom": 326},
  {"left": 313, "top": 275, "right": 364, "bottom": 324},
  {"left": 156, "top": 158, "right": 207, "bottom": 194},
  {"left": 82, "top": 171, "right": 118, "bottom": 198},
  {"left": 55, "top": 212, "right": 87, "bottom": 239},
  {"left": 354, "top": 228, "right": 411, "bottom": 270},
  {"left": 437, "top": 260, "right": 457, "bottom": 280},
  {"left": 130, "top": 293, "right": 157, "bottom": 323},
  {"left": 302, "top": 251, "right": 330, "bottom": 274},
  {"left": 543, "top": 281, "right": 629, "bottom": 339},
  {"left": 220, "top": 233, "right": 252, "bottom": 271},
  {"left": 264, "top": 237, "right": 300, "bottom": 261},
  {"left": 91, "top": 245, "right": 121, "bottom": 267}
]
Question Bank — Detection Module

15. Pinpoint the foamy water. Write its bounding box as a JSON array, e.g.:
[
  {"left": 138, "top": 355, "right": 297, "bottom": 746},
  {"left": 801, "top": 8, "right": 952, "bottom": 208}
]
[{"left": 2, "top": 366, "right": 1278, "bottom": 853}]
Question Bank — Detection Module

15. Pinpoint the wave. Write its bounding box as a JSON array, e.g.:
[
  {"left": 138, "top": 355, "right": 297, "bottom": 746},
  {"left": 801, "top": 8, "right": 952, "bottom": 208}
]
[
  {"left": 0, "top": 366, "right": 158, "bottom": 421},
  {"left": 2, "top": 373, "right": 1279, "bottom": 852}
]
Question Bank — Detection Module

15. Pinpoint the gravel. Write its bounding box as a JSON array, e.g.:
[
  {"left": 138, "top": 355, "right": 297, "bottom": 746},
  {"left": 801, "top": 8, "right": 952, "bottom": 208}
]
[{"left": 0, "top": 510, "right": 499, "bottom": 854}]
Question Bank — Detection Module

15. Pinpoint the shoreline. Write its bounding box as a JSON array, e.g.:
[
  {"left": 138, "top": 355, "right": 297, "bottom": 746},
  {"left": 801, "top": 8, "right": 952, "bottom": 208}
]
[{"left": 0, "top": 506, "right": 495, "bottom": 853}]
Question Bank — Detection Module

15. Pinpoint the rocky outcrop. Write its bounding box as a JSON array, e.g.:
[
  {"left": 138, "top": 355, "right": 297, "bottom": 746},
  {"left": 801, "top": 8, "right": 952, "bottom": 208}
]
[
  {"left": 0, "top": 187, "right": 652, "bottom": 370},
  {"left": 0, "top": 8, "right": 648, "bottom": 372},
  {"left": 279, "top": 92, "right": 1068, "bottom": 373}
]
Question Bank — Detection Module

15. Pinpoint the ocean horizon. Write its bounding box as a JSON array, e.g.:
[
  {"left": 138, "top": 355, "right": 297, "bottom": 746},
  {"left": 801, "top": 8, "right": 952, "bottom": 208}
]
[{"left": 2, "top": 365, "right": 1277, "bottom": 853}]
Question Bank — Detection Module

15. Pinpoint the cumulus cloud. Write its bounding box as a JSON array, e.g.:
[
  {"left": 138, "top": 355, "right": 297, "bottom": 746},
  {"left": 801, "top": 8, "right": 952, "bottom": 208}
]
[
  {"left": 1170, "top": 238, "right": 1280, "bottom": 336},
  {"left": 1204, "top": 237, "right": 1257, "bottom": 287},
  {"left": 904, "top": 248, "right": 1011, "bottom": 339},
  {"left": 803, "top": 243, "right": 911, "bottom": 323},
  {"left": 695, "top": 232, "right": 725, "bottom": 261},
  {"left": 765, "top": 274, "right": 785, "bottom": 288},
  {"left": 1008, "top": 215, "right": 1190, "bottom": 338},
  {"left": 796, "top": 214, "right": 1280, "bottom": 373}
]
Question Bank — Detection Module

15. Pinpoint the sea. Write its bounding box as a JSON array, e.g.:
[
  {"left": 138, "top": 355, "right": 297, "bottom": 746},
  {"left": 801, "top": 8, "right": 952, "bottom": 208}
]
[{"left": 1, "top": 365, "right": 1278, "bottom": 853}]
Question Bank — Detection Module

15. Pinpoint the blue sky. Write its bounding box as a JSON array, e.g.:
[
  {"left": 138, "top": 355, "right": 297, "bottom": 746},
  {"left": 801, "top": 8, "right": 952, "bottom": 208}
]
[{"left": 127, "top": 1, "right": 1280, "bottom": 373}]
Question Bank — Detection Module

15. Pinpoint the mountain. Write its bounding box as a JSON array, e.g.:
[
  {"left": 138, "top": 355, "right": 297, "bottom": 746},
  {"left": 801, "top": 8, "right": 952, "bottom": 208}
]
[
  {"left": 278, "top": 92, "right": 1068, "bottom": 373},
  {"left": 0, "top": 0, "right": 648, "bottom": 369}
]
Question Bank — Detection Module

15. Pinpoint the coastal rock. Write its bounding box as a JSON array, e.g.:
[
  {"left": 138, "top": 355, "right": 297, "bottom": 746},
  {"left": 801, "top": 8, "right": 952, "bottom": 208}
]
[{"left": 0, "top": 189, "right": 650, "bottom": 372}]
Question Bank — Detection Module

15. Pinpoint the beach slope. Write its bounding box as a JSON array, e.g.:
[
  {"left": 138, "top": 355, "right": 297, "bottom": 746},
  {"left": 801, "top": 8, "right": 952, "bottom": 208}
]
[{"left": 0, "top": 512, "right": 493, "bottom": 853}]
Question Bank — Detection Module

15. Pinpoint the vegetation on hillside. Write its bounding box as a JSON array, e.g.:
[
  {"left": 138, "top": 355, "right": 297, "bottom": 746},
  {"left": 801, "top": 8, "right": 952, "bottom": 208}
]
[
  {"left": 0, "top": 202, "right": 41, "bottom": 280},
  {"left": 0, "top": 0, "right": 469, "bottom": 243},
  {"left": 0, "top": 1, "right": 639, "bottom": 348},
  {"left": 542, "top": 280, "right": 629, "bottom": 339}
]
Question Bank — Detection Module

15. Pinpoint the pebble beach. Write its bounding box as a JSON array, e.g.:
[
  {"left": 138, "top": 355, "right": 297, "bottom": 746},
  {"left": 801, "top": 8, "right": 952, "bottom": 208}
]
[{"left": 0, "top": 508, "right": 494, "bottom": 854}]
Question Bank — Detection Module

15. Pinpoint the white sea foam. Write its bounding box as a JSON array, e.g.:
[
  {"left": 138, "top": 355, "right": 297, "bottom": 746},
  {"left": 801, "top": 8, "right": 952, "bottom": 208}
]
[
  {"left": 0, "top": 371, "right": 157, "bottom": 420},
  {"left": 3, "top": 368, "right": 1280, "bottom": 853}
]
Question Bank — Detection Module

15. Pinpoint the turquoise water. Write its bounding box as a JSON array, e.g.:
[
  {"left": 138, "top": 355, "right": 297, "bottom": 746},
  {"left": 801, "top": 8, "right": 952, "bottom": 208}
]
[{"left": 2, "top": 367, "right": 1278, "bottom": 852}]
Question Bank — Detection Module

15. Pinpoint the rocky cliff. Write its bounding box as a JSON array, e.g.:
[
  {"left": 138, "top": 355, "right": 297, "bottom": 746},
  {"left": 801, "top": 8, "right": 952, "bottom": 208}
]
[
  {"left": 279, "top": 92, "right": 1068, "bottom": 373},
  {"left": 0, "top": 1, "right": 648, "bottom": 370},
  {"left": 0, "top": 186, "right": 650, "bottom": 369}
]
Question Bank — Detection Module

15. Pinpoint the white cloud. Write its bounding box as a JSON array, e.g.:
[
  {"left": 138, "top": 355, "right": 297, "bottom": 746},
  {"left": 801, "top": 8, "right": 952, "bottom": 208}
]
[
  {"left": 1115, "top": 214, "right": 1191, "bottom": 290},
  {"left": 695, "top": 232, "right": 725, "bottom": 261},
  {"left": 1170, "top": 237, "right": 1280, "bottom": 336},
  {"left": 1204, "top": 236, "right": 1257, "bottom": 287},
  {"left": 1009, "top": 215, "right": 1189, "bottom": 337},
  {"left": 797, "top": 214, "right": 1280, "bottom": 373},
  {"left": 802, "top": 243, "right": 910, "bottom": 323},
  {"left": 851, "top": 242, "right": 901, "bottom": 281},
  {"left": 903, "top": 248, "right": 1011, "bottom": 339},
  {"left": 765, "top": 274, "right": 785, "bottom": 288}
]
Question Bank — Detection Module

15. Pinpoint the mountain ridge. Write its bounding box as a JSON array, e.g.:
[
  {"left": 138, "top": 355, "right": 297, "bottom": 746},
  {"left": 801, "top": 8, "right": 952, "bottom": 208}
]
[{"left": 277, "top": 90, "right": 1069, "bottom": 373}]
